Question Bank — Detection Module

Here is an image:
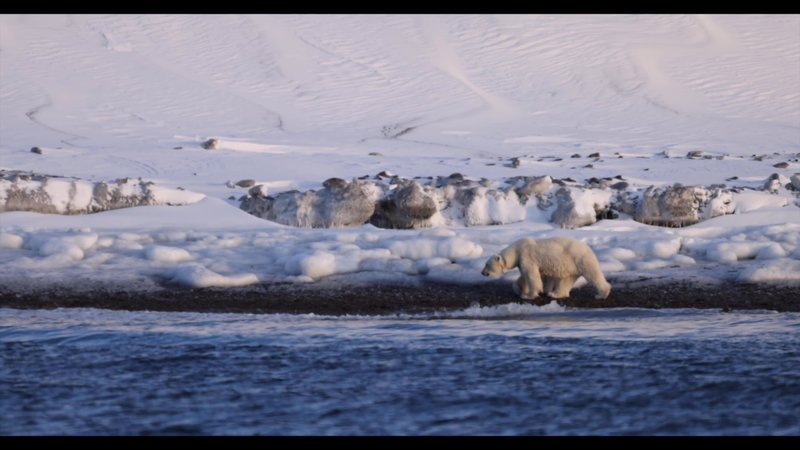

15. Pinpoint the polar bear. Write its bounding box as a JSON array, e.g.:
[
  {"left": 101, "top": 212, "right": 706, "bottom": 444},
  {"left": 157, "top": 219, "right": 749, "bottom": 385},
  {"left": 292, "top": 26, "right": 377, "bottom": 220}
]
[{"left": 481, "top": 237, "right": 611, "bottom": 300}]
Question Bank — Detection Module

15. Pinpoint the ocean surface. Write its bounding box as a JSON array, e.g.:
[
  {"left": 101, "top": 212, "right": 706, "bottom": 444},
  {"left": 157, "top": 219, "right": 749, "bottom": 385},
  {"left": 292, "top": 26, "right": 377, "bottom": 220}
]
[{"left": 2, "top": 303, "right": 799, "bottom": 435}]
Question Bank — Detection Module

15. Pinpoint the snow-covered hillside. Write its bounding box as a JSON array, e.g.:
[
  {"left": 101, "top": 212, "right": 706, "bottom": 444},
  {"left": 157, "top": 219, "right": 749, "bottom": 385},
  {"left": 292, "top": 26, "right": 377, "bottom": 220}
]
[{"left": 1, "top": 14, "right": 798, "bottom": 291}]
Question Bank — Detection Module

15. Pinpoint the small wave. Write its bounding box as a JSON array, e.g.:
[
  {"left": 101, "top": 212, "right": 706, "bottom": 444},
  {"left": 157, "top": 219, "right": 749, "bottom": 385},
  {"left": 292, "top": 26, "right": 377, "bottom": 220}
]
[{"left": 434, "top": 301, "right": 566, "bottom": 319}]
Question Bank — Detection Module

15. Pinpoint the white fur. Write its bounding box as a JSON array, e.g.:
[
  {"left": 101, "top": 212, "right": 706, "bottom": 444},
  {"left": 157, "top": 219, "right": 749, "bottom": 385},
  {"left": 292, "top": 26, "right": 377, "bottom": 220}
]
[{"left": 482, "top": 237, "right": 611, "bottom": 300}]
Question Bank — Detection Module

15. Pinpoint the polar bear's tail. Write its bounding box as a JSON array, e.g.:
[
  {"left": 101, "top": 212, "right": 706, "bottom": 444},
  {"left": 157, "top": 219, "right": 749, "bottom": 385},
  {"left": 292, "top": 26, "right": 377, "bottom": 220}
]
[{"left": 578, "top": 252, "right": 612, "bottom": 300}]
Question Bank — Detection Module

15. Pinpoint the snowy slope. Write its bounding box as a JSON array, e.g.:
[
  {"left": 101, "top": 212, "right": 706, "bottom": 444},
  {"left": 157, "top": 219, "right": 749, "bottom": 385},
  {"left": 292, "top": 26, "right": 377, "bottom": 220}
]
[{"left": 1, "top": 14, "right": 798, "bottom": 291}]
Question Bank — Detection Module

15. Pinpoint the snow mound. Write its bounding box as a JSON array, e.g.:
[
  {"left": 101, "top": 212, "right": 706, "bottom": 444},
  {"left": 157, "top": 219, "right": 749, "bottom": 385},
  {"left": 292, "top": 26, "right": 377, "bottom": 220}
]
[
  {"left": 386, "top": 236, "right": 483, "bottom": 261},
  {"left": 145, "top": 245, "right": 193, "bottom": 263},
  {"left": 24, "top": 232, "right": 99, "bottom": 261},
  {"left": 706, "top": 242, "right": 783, "bottom": 263},
  {"left": 285, "top": 250, "right": 338, "bottom": 279},
  {"left": 170, "top": 264, "right": 259, "bottom": 288}
]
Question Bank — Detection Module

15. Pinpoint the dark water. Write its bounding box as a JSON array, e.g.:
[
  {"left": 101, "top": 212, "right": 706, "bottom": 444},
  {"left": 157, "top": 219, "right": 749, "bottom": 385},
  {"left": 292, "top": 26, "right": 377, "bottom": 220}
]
[{"left": 2, "top": 303, "right": 799, "bottom": 435}]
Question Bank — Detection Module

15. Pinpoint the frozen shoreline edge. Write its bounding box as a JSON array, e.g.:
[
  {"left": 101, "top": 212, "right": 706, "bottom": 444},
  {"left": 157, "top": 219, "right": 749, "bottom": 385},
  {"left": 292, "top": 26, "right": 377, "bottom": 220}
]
[{"left": 1, "top": 276, "right": 798, "bottom": 315}]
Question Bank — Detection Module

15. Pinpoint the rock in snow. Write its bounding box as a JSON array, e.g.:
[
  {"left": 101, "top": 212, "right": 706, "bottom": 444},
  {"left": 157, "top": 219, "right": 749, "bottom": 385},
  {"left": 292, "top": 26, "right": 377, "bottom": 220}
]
[
  {"left": 0, "top": 170, "right": 204, "bottom": 214},
  {"left": 237, "top": 173, "right": 754, "bottom": 230},
  {"left": 240, "top": 178, "right": 377, "bottom": 228},
  {"left": 634, "top": 184, "right": 735, "bottom": 228},
  {"left": 201, "top": 138, "right": 219, "bottom": 150},
  {"left": 371, "top": 181, "right": 438, "bottom": 229}
]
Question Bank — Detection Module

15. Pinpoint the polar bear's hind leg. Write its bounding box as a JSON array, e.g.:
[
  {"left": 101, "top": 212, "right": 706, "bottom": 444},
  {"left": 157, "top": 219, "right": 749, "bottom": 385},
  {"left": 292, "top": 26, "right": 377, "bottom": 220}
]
[
  {"left": 543, "top": 276, "right": 557, "bottom": 297},
  {"left": 550, "top": 275, "right": 578, "bottom": 299}
]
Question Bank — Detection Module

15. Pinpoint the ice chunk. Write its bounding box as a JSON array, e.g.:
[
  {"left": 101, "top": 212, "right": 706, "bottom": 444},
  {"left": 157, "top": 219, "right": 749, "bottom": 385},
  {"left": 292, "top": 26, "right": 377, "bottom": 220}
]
[{"left": 0, "top": 233, "right": 24, "bottom": 249}]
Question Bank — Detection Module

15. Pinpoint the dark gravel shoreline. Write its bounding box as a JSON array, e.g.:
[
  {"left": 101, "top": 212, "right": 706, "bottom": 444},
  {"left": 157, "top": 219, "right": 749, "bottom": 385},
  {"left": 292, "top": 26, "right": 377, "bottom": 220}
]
[{"left": 1, "top": 276, "right": 799, "bottom": 315}]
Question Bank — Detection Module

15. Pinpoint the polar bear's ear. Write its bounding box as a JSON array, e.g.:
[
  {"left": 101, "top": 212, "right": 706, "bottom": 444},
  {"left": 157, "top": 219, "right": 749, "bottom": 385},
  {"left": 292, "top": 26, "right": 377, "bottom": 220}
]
[{"left": 494, "top": 255, "right": 501, "bottom": 262}]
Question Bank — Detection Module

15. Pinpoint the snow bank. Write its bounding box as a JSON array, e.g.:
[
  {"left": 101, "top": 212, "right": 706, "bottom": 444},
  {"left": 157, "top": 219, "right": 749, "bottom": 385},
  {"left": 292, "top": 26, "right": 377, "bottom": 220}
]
[
  {"left": 737, "top": 260, "right": 800, "bottom": 284},
  {"left": 1, "top": 213, "right": 798, "bottom": 292},
  {"left": 148, "top": 185, "right": 205, "bottom": 205},
  {"left": 734, "top": 191, "right": 791, "bottom": 213}
]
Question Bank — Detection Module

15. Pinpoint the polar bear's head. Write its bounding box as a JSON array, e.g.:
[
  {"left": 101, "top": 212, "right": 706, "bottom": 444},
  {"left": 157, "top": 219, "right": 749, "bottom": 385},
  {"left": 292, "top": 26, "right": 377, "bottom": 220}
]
[{"left": 481, "top": 254, "right": 506, "bottom": 277}]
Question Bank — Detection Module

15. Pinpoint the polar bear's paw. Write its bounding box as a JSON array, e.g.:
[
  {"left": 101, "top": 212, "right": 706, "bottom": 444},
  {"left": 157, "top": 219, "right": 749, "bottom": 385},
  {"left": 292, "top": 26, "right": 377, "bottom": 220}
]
[{"left": 595, "top": 282, "right": 612, "bottom": 300}]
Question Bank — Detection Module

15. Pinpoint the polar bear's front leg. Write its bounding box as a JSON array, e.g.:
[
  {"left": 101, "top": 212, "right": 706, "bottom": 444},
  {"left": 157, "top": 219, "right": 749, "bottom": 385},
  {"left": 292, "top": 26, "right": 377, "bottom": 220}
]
[
  {"left": 513, "top": 275, "right": 537, "bottom": 300},
  {"left": 512, "top": 276, "right": 525, "bottom": 297},
  {"left": 520, "top": 263, "right": 543, "bottom": 299}
]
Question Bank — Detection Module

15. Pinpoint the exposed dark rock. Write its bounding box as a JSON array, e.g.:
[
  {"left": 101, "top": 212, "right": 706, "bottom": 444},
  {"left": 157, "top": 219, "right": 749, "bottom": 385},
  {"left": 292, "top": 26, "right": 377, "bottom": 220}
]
[
  {"left": 686, "top": 150, "right": 705, "bottom": 159},
  {"left": 515, "top": 175, "right": 552, "bottom": 201},
  {"left": 371, "top": 181, "right": 437, "bottom": 229},
  {"left": 241, "top": 179, "right": 376, "bottom": 228},
  {"left": 248, "top": 184, "right": 267, "bottom": 197},
  {"left": 588, "top": 152, "right": 600, "bottom": 158},
  {"left": 773, "top": 162, "right": 789, "bottom": 169},
  {"left": 0, "top": 170, "right": 200, "bottom": 214},
  {"left": 201, "top": 138, "right": 219, "bottom": 150},
  {"left": 323, "top": 177, "right": 347, "bottom": 190},
  {"left": 551, "top": 187, "right": 607, "bottom": 229},
  {"left": 610, "top": 181, "right": 629, "bottom": 190},
  {"left": 763, "top": 174, "right": 782, "bottom": 193},
  {"left": 448, "top": 172, "right": 464, "bottom": 181},
  {"left": 30, "top": 147, "right": 43, "bottom": 155},
  {"left": 790, "top": 174, "right": 800, "bottom": 191},
  {"left": 235, "top": 179, "right": 256, "bottom": 188},
  {"left": 634, "top": 184, "right": 734, "bottom": 227},
  {"left": 636, "top": 185, "right": 700, "bottom": 227}
]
